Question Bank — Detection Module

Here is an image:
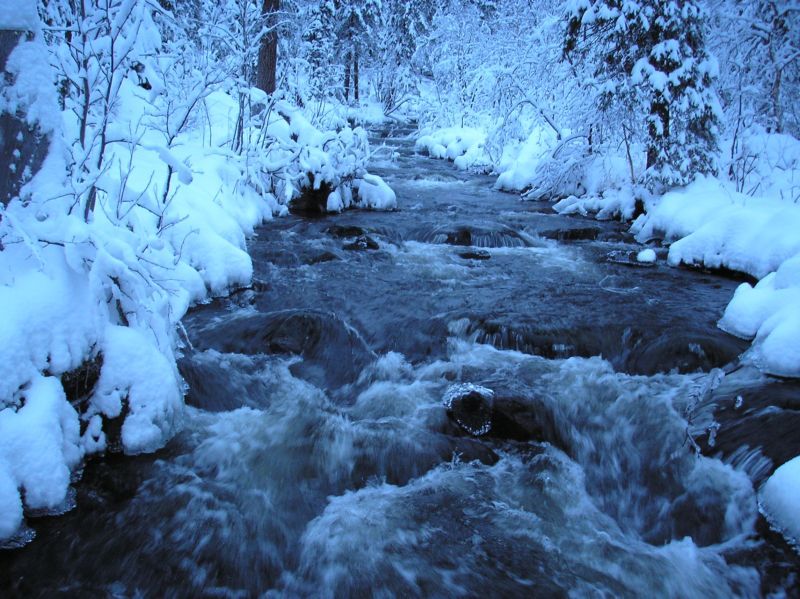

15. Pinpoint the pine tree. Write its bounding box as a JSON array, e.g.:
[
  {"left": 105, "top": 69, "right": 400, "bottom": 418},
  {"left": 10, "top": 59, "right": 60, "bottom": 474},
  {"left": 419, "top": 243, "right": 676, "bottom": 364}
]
[
  {"left": 565, "top": 0, "right": 722, "bottom": 191},
  {"left": 303, "top": 1, "right": 337, "bottom": 99}
]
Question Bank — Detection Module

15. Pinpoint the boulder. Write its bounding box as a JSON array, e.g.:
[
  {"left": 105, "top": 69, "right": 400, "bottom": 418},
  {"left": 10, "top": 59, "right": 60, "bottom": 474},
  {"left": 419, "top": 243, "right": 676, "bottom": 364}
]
[
  {"left": 343, "top": 235, "right": 379, "bottom": 251},
  {"left": 458, "top": 249, "right": 491, "bottom": 260},
  {"left": 443, "top": 383, "right": 494, "bottom": 436},
  {"left": 195, "top": 310, "right": 375, "bottom": 392},
  {"left": 326, "top": 225, "right": 366, "bottom": 238}
]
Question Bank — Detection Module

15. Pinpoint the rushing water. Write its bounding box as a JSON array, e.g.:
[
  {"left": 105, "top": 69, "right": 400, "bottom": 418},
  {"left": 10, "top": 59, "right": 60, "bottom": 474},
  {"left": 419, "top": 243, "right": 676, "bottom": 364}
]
[{"left": 2, "top": 123, "right": 799, "bottom": 597}]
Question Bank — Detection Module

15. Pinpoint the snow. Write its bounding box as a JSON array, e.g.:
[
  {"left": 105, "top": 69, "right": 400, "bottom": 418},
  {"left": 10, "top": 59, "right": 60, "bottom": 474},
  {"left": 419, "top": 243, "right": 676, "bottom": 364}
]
[
  {"left": 637, "top": 248, "right": 657, "bottom": 263},
  {"left": 760, "top": 456, "right": 800, "bottom": 552},
  {"left": 0, "top": 35, "right": 60, "bottom": 134},
  {"left": 632, "top": 176, "right": 800, "bottom": 377},
  {"left": 0, "top": 375, "right": 81, "bottom": 540},
  {"left": 353, "top": 174, "right": 397, "bottom": 210},
  {"left": 0, "top": 0, "right": 39, "bottom": 31}
]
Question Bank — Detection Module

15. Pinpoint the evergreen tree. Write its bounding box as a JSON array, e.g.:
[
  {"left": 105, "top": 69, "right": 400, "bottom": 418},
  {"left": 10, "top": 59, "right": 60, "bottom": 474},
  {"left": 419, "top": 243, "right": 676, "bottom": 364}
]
[
  {"left": 302, "top": 1, "right": 337, "bottom": 99},
  {"left": 565, "top": 0, "right": 722, "bottom": 191}
]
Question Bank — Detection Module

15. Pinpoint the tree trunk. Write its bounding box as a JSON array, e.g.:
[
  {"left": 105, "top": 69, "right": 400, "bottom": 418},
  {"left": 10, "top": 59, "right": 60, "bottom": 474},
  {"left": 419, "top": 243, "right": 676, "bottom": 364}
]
[
  {"left": 770, "top": 67, "right": 783, "bottom": 134},
  {"left": 256, "top": 0, "right": 279, "bottom": 94},
  {"left": 1, "top": 29, "right": 50, "bottom": 209},
  {"left": 343, "top": 49, "right": 351, "bottom": 102},
  {"left": 646, "top": 95, "right": 670, "bottom": 171},
  {"left": 353, "top": 45, "right": 360, "bottom": 103}
]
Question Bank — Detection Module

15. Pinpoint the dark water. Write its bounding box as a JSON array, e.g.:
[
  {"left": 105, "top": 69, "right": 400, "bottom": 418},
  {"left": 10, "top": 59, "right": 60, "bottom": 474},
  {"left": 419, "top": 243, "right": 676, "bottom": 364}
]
[{"left": 2, "top": 123, "right": 799, "bottom": 598}]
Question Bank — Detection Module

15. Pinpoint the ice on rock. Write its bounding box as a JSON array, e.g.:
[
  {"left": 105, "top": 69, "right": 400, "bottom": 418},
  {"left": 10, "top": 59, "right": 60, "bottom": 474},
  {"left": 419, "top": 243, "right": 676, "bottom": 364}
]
[{"left": 443, "top": 383, "right": 494, "bottom": 437}]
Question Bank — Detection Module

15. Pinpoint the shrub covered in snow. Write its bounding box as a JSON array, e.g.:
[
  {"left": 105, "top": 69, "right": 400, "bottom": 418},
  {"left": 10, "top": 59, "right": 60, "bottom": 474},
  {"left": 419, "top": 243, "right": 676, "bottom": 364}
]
[{"left": 0, "top": 0, "right": 392, "bottom": 544}]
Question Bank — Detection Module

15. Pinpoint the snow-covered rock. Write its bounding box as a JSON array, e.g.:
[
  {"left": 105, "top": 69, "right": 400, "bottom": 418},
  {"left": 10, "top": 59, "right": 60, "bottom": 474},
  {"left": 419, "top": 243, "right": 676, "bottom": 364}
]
[
  {"left": 760, "top": 456, "right": 800, "bottom": 552},
  {"left": 637, "top": 248, "right": 657, "bottom": 264},
  {"left": 354, "top": 174, "right": 397, "bottom": 210}
]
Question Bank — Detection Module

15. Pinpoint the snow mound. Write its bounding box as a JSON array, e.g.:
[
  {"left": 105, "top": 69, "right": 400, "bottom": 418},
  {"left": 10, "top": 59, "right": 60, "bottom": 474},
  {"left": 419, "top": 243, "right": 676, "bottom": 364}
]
[
  {"left": 91, "top": 326, "right": 184, "bottom": 455},
  {"left": 634, "top": 177, "right": 800, "bottom": 279},
  {"left": 719, "top": 256, "right": 800, "bottom": 377},
  {"left": 0, "top": 375, "right": 81, "bottom": 539},
  {"left": 415, "top": 127, "right": 488, "bottom": 171},
  {"left": 760, "top": 456, "right": 800, "bottom": 553},
  {"left": 637, "top": 249, "right": 657, "bottom": 263},
  {"left": 354, "top": 174, "right": 397, "bottom": 210},
  {"left": 493, "top": 126, "right": 558, "bottom": 192}
]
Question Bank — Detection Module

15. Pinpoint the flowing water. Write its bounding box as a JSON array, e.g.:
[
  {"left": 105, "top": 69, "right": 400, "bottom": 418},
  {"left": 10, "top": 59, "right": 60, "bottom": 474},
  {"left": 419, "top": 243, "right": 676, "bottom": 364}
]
[{"left": 2, "top": 123, "right": 799, "bottom": 597}]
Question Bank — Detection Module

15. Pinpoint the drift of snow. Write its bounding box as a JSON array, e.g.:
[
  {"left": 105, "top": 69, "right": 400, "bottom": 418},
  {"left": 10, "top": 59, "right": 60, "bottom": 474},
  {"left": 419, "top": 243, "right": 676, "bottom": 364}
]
[{"left": 760, "top": 456, "right": 800, "bottom": 552}]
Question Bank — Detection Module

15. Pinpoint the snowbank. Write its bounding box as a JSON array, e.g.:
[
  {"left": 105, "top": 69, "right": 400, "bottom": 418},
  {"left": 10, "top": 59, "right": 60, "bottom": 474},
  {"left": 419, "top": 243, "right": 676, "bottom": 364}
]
[
  {"left": 416, "top": 125, "right": 637, "bottom": 218},
  {"left": 633, "top": 177, "right": 800, "bottom": 377},
  {"left": 415, "top": 127, "right": 489, "bottom": 171},
  {"left": 760, "top": 456, "right": 800, "bottom": 552}
]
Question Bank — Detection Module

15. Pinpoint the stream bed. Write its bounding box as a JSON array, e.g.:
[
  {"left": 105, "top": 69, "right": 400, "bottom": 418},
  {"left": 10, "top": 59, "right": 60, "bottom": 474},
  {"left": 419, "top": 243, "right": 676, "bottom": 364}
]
[{"left": 1, "top": 123, "right": 799, "bottom": 597}]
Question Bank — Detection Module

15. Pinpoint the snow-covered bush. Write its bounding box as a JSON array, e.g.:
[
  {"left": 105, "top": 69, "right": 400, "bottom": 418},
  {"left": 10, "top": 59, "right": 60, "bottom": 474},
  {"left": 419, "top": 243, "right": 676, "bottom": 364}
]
[{"left": 0, "top": 0, "right": 391, "bottom": 544}]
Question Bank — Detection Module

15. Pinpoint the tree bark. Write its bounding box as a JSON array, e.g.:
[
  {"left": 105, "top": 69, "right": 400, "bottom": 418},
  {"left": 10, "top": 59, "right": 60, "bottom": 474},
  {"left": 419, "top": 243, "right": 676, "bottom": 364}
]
[
  {"left": 771, "top": 67, "right": 783, "bottom": 134},
  {"left": 1, "top": 30, "right": 49, "bottom": 209},
  {"left": 256, "top": 0, "right": 279, "bottom": 94},
  {"left": 353, "top": 45, "right": 360, "bottom": 103},
  {"left": 343, "top": 49, "right": 351, "bottom": 102}
]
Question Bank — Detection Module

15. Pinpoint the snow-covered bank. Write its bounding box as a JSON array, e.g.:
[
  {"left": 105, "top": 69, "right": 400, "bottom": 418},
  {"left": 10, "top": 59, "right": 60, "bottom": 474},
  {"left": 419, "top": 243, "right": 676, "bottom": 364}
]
[
  {"left": 633, "top": 176, "right": 800, "bottom": 378},
  {"left": 0, "top": 7, "right": 393, "bottom": 543},
  {"left": 416, "top": 124, "right": 639, "bottom": 219}
]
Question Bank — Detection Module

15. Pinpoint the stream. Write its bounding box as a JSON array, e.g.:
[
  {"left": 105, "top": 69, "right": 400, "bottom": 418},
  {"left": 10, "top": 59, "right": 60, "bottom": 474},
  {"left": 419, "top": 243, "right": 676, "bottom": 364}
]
[{"left": 1, "top": 123, "right": 799, "bottom": 597}]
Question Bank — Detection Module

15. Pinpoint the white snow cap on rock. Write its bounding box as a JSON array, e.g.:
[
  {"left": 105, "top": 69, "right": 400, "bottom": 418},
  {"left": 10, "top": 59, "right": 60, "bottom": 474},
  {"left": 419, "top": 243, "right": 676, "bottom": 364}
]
[
  {"left": 355, "top": 174, "right": 397, "bottom": 210},
  {"left": 91, "top": 325, "right": 184, "bottom": 455},
  {"left": 637, "top": 248, "right": 656, "bottom": 263},
  {"left": 760, "top": 456, "right": 800, "bottom": 553}
]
